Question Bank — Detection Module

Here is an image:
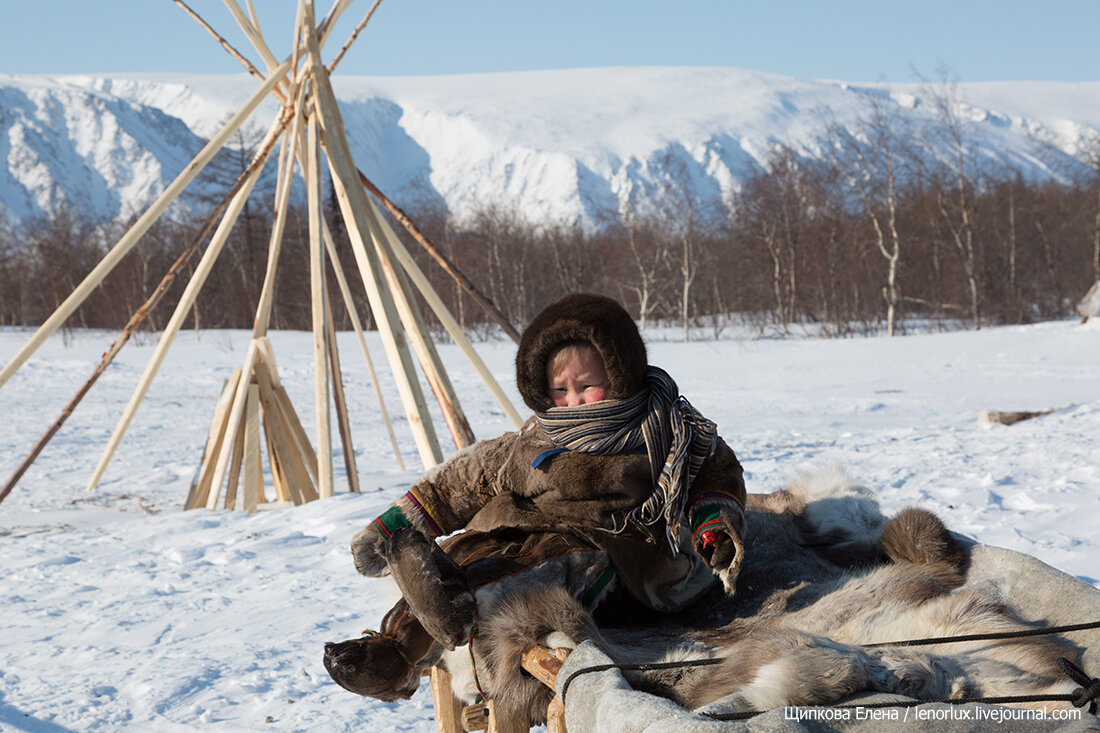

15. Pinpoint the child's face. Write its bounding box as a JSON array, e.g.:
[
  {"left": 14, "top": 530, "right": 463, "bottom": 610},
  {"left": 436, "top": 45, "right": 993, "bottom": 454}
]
[{"left": 546, "top": 344, "right": 610, "bottom": 407}]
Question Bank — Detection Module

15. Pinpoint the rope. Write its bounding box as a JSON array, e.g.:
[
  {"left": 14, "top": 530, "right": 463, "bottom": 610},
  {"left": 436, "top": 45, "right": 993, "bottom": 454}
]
[{"left": 558, "top": 620, "right": 1100, "bottom": 715}]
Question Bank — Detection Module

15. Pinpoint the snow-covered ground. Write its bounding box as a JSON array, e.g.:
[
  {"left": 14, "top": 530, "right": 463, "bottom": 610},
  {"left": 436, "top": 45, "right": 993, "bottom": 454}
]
[{"left": 1, "top": 318, "right": 1098, "bottom": 731}]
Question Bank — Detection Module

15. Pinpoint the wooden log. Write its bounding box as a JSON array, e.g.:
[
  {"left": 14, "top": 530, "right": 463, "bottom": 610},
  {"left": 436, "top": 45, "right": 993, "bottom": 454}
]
[
  {"left": 0, "top": 59, "right": 290, "bottom": 392},
  {"left": 978, "top": 405, "right": 1071, "bottom": 426},
  {"left": 242, "top": 382, "right": 263, "bottom": 513},
  {"left": 322, "top": 217, "right": 405, "bottom": 470},
  {"left": 307, "top": 113, "right": 334, "bottom": 499},
  {"left": 305, "top": 13, "right": 444, "bottom": 469},
  {"left": 253, "top": 83, "right": 308, "bottom": 337}
]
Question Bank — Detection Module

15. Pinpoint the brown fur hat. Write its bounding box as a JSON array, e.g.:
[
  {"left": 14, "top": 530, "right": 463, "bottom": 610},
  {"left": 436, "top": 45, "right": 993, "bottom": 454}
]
[{"left": 516, "top": 293, "right": 647, "bottom": 412}]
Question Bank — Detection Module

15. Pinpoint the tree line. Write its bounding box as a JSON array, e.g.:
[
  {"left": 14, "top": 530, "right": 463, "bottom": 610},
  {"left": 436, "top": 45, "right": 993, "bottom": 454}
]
[{"left": 1, "top": 86, "right": 1098, "bottom": 341}]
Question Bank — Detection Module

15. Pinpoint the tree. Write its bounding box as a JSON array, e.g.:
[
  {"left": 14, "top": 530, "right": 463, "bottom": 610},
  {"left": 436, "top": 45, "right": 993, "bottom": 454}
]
[
  {"left": 919, "top": 71, "right": 985, "bottom": 330},
  {"left": 825, "top": 93, "right": 916, "bottom": 335}
]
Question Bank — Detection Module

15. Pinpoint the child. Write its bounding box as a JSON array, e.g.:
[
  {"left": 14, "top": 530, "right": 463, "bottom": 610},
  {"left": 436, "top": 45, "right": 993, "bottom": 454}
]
[{"left": 324, "top": 293, "right": 747, "bottom": 709}]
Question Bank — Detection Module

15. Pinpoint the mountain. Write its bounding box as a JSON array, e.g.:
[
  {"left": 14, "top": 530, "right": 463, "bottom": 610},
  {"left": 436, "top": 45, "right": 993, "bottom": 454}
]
[{"left": 3, "top": 67, "right": 1100, "bottom": 229}]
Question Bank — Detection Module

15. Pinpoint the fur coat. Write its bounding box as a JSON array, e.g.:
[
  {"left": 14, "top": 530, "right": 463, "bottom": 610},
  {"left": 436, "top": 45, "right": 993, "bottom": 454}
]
[{"left": 354, "top": 293, "right": 748, "bottom": 612}]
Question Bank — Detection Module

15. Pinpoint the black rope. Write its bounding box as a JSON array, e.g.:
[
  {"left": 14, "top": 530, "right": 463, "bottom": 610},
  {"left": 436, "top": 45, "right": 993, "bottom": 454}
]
[
  {"left": 557, "top": 621, "right": 1100, "bottom": 716},
  {"left": 865, "top": 619, "right": 1100, "bottom": 648}
]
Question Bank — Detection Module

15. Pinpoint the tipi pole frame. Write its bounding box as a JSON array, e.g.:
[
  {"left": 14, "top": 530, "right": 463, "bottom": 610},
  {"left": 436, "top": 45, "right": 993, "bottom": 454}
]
[
  {"left": 1, "top": 94, "right": 297, "bottom": 505},
  {"left": 324, "top": 287, "right": 361, "bottom": 493},
  {"left": 84, "top": 137, "right": 272, "bottom": 493},
  {"left": 0, "top": 60, "right": 291, "bottom": 391}
]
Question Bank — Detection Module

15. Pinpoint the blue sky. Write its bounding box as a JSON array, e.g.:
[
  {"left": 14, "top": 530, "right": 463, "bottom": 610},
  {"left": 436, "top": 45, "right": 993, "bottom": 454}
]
[{"left": 2, "top": 0, "right": 1097, "bottom": 82}]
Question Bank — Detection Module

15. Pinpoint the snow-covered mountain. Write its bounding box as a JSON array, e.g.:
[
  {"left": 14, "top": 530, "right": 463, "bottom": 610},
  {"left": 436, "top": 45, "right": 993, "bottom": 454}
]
[{"left": 3, "top": 67, "right": 1100, "bottom": 228}]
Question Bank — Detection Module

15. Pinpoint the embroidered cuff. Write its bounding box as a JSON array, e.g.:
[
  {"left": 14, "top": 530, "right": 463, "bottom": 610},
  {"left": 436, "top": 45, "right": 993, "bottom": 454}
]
[
  {"left": 688, "top": 492, "right": 744, "bottom": 545},
  {"left": 371, "top": 505, "right": 412, "bottom": 539},
  {"left": 403, "top": 490, "right": 445, "bottom": 537}
]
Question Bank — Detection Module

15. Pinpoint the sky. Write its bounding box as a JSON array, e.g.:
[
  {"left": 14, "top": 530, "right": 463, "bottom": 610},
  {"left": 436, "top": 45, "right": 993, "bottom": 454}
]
[{"left": 1, "top": 0, "right": 1098, "bottom": 83}]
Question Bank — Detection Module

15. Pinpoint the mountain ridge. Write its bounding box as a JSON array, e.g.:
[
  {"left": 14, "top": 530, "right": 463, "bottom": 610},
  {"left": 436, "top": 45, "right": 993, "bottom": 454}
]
[{"left": 3, "top": 67, "right": 1098, "bottom": 229}]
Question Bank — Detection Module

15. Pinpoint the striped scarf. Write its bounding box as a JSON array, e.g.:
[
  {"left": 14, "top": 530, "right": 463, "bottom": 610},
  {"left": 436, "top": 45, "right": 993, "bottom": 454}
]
[{"left": 535, "top": 366, "right": 718, "bottom": 552}]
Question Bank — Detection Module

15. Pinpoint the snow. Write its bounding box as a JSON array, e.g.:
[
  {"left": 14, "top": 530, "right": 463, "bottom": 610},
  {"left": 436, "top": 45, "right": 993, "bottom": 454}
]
[
  {"left": 1, "top": 318, "right": 1099, "bottom": 731},
  {"left": 5, "top": 67, "right": 1099, "bottom": 229}
]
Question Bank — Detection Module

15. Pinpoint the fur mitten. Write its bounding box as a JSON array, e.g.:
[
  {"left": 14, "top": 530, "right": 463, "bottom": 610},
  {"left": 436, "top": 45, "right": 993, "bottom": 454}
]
[
  {"left": 385, "top": 528, "right": 477, "bottom": 650},
  {"left": 688, "top": 494, "right": 746, "bottom": 595},
  {"left": 351, "top": 524, "right": 390, "bottom": 577}
]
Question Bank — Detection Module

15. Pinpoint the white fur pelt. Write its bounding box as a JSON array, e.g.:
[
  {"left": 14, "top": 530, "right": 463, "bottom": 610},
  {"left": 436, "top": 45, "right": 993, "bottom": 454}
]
[{"left": 447, "top": 464, "right": 1085, "bottom": 719}]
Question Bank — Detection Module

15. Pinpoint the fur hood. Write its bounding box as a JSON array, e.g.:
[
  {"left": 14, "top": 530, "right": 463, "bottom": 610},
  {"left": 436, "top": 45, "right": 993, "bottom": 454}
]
[{"left": 516, "top": 293, "right": 648, "bottom": 413}]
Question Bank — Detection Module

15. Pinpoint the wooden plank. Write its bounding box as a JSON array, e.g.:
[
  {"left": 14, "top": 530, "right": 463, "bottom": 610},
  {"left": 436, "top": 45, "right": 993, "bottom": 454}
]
[
  {"left": 546, "top": 697, "right": 567, "bottom": 733},
  {"left": 271, "top": 384, "right": 320, "bottom": 491},
  {"left": 242, "top": 382, "right": 263, "bottom": 513},
  {"left": 429, "top": 667, "right": 465, "bottom": 733},
  {"left": 307, "top": 112, "right": 334, "bottom": 498},
  {"left": 206, "top": 340, "right": 261, "bottom": 509},
  {"left": 185, "top": 370, "right": 241, "bottom": 510},
  {"left": 223, "top": 415, "right": 245, "bottom": 510},
  {"left": 520, "top": 646, "right": 568, "bottom": 690}
]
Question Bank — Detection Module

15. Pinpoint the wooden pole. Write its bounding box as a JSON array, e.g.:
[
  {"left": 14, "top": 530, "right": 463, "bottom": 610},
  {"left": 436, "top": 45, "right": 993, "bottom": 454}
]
[
  {"left": 307, "top": 112, "right": 335, "bottom": 498},
  {"left": 322, "top": 218, "right": 405, "bottom": 469},
  {"left": 84, "top": 147, "right": 270, "bottom": 493},
  {"left": 305, "top": 12, "right": 443, "bottom": 468},
  {"left": 324, "top": 288, "right": 360, "bottom": 493},
  {"left": 367, "top": 198, "right": 524, "bottom": 429},
  {"left": 365, "top": 204, "right": 476, "bottom": 449},
  {"left": 358, "top": 170, "right": 522, "bottom": 344},
  {"left": 327, "top": 0, "right": 385, "bottom": 73},
  {"left": 0, "top": 60, "right": 291, "bottom": 391},
  {"left": 254, "top": 84, "right": 307, "bottom": 337}
]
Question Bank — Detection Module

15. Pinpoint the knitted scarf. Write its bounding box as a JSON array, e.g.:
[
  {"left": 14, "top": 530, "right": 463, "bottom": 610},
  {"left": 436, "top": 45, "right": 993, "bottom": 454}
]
[{"left": 534, "top": 366, "right": 718, "bottom": 552}]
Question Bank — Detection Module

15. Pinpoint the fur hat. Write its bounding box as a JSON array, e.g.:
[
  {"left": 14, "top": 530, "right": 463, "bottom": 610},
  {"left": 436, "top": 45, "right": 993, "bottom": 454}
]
[{"left": 515, "top": 293, "right": 647, "bottom": 412}]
